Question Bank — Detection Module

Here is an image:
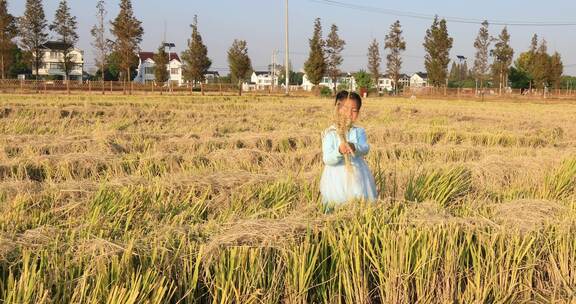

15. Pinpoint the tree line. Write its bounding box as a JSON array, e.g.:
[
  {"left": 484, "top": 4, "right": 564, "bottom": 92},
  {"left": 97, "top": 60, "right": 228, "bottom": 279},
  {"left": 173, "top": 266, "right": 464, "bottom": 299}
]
[
  {"left": 303, "top": 16, "right": 565, "bottom": 93},
  {"left": 0, "top": 0, "right": 567, "bottom": 91}
]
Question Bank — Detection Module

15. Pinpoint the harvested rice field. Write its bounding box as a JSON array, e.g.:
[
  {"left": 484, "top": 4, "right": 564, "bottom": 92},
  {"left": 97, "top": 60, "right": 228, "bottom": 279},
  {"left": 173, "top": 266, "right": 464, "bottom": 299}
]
[{"left": 0, "top": 94, "right": 575, "bottom": 303}]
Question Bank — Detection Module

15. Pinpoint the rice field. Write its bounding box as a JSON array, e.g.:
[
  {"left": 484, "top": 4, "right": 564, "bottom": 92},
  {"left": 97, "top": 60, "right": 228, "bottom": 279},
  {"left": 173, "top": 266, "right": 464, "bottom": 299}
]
[{"left": 0, "top": 94, "right": 575, "bottom": 303}]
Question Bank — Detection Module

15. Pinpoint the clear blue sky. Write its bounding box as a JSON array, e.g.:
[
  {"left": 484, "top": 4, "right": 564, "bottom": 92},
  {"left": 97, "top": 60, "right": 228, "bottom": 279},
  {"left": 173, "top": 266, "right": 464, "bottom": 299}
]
[{"left": 10, "top": 0, "right": 576, "bottom": 75}]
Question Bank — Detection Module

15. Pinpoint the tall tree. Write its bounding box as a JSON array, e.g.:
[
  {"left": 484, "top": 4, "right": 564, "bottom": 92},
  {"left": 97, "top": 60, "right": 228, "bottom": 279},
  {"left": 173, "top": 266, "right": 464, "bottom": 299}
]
[
  {"left": 449, "top": 62, "right": 458, "bottom": 82},
  {"left": 367, "top": 39, "right": 381, "bottom": 85},
  {"left": 473, "top": 20, "right": 491, "bottom": 90},
  {"left": 18, "top": 0, "right": 48, "bottom": 80},
  {"left": 460, "top": 61, "right": 469, "bottom": 80},
  {"left": 0, "top": 0, "right": 16, "bottom": 79},
  {"left": 227, "top": 39, "right": 252, "bottom": 93},
  {"left": 325, "top": 24, "right": 345, "bottom": 91},
  {"left": 423, "top": 16, "right": 453, "bottom": 87},
  {"left": 548, "top": 52, "right": 563, "bottom": 90},
  {"left": 303, "top": 18, "right": 326, "bottom": 90},
  {"left": 110, "top": 0, "right": 143, "bottom": 87},
  {"left": 50, "top": 0, "right": 78, "bottom": 81},
  {"left": 181, "top": 15, "right": 211, "bottom": 86},
  {"left": 91, "top": 0, "right": 108, "bottom": 84},
  {"left": 490, "top": 27, "right": 514, "bottom": 92},
  {"left": 533, "top": 40, "right": 550, "bottom": 89},
  {"left": 153, "top": 44, "right": 169, "bottom": 88},
  {"left": 384, "top": 20, "right": 406, "bottom": 93}
]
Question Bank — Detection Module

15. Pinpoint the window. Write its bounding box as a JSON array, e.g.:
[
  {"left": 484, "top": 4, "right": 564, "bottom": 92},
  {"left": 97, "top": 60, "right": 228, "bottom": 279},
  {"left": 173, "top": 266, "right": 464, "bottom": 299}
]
[
  {"left": 170, "top": 68, "right": 179, "bottom": 75},
  {"left": 50, "top": 63, "right": 64, "bottom": 70},
  {"left": 50, "top": 52, "right": 59, "bottom": 60},
  {"left": 145, "top": 67, "right": 155, "bottom": 75}
]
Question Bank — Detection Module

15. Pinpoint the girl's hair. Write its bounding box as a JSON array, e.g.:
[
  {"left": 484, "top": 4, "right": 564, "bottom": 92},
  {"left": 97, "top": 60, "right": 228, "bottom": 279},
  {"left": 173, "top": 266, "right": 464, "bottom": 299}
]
[{"left": 335, "top": 90, "right": 362, "bottom": 110}]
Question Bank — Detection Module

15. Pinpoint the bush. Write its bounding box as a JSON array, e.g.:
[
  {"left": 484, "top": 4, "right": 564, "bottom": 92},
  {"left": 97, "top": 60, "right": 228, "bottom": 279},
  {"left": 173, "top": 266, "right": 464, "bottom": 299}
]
[{"left": 320, "top": 86, "right": 332, "bottom": 97}]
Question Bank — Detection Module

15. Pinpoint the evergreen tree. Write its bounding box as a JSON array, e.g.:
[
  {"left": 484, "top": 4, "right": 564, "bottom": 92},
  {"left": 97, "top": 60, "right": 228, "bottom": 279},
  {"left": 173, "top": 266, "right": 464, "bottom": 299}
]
[
  {"left": 532, "top": 40, "right": 550, "bottom": 89},
  {"left": 0, "top": 0, "right": 16, "bottom": 79},
  {"left": 548, "top": 52, "right": 563, "bottom": 90},
  {"left": 514, "top": 35, "right": 562, "bottom": 90},
  {"left": 110, "top": 0, "right": 143, "bottom": 87},
  {"left": 91, "top": 0, "right": 108, "bottom": 83},
  {"left": 461, "top": 61, "right": 469, "bottom": 80},
  {"left": 153, "top": 44, "right": 169, "bottom": 87},
  {"left": 227, "top": 39, "right": 252, "bottom": 89},
  {"left": 325, "top": 23, "right": 345, "bottom": 91},
  {"left": 18, "top": 0, "right": 48, "bottom": 80},
  {"left": 423, "top": 16, "right": 453, "bottom": 87},
  {"left": 491, "top": 27, "right": 514, "bottom": 91},
  {"left": 367, "top": 39, "right": 381, "bottom": 85},
  {"left": 304, "top": 18, "right": 326, "bottom": 89},
  {"left": 385, "top": 20, "right": 406, "bottom": 93},
  {"left": 50, "top": 0, "right": 78, "bottom": 81},
  {"left": 181, "top": 15, "right": 212, "bottom": 86},
  {"left": 473, "top": 20, "right": 491, "bottom": 89},
  {"left": 449, "top": 62, "right": 458, "bottom": 82}
]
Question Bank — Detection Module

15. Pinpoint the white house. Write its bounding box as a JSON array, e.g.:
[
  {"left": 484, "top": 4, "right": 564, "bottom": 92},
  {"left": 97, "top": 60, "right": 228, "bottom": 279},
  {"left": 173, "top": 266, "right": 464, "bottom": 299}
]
[
  {"left": 247, "top": 71, "right": 278, "bottom": 90},
  {"left": 378, "top": 74, "right": 411, "bottom": 93},
  {"left": 133, "top": 52, "right": 183, "bottom": 86},
  {"left": 377, "top": 75, "right": 394, "bottom": 93},
  {"left": 204, "top": 71, "right": 220, "bottom": 84},
  {"left": 33, "top": 41, "right": 84, "bottom": 81},
  {"left": 398, "top": 74, "right": 411, "bottom": 88},
  {"left": 410, "top": 72, "right": 429, "bottom": 88},
  {"left": 302, "top": 73, "right": 356, "bottom": 91}
]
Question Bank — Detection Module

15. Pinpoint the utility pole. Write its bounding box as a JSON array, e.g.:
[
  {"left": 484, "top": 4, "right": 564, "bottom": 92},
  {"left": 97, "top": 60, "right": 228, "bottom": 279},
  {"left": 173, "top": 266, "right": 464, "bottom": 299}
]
[
  {"left": 271, "top": 50, "right": 277, "bottom": 91},
  {"left": 284, "top": 0, "right": 290, "bottom": 95}
]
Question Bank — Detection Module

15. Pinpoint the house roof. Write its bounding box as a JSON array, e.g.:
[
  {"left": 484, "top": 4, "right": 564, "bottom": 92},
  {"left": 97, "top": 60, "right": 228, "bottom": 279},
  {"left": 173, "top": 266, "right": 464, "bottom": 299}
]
[
  {"left": 415, "top": 72, "right": 428, "bottom": 79},
  {"left": 41, "top": 41, "right": 73, "bottom": 51},
  {"left": 205, "top": 71, "right": 220, "bottom": 77},
  {"left": 139, "top": 52, "right": 181, "bottom": 62},
  {"left": 379, "top": 73, "right": 410, "bottom": 79},
  {"left": 254, "top": 71, "right": 270, "bottom": 76}
]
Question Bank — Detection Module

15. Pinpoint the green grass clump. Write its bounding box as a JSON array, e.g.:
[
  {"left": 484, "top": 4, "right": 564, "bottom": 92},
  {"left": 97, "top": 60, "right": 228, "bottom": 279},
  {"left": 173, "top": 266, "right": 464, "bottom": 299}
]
[{"left": 405, "top": 166, "right": 473, "bottom": 207}]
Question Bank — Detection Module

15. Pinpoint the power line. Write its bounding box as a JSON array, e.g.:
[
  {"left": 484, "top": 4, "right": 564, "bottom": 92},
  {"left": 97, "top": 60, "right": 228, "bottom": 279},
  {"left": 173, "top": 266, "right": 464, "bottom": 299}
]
[{"left": 309, "top": 0, "right": 576, "bottom": 27}]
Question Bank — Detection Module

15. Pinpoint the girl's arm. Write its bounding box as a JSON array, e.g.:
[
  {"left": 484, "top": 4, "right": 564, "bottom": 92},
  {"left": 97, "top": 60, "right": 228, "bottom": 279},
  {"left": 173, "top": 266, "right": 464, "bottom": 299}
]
[
  {"left": 322, "top": 131, "right": 343, "bottom": 165},
  {"left": 354, "top": 128, "right": 370, "bottom": 156}
]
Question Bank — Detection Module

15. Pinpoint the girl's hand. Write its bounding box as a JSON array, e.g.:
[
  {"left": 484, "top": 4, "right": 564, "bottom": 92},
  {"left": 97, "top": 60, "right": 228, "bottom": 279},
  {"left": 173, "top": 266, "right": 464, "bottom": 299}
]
[
  {"left": 339, "top": 143, "right": 354, "bottom": 155},
  {"left": 348, "top": 143, "right": 356, "bottom": 152}
]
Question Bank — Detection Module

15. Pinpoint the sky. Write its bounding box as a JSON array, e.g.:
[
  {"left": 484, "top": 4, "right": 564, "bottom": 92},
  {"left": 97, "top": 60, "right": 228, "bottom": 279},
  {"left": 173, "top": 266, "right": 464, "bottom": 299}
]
[{"left": 10, "top": 0, "right": 576, "bottom": 75}]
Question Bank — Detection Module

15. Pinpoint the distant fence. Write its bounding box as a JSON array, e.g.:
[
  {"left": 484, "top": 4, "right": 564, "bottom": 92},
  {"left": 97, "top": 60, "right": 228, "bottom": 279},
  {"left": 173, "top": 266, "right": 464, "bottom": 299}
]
[
  {"left": 0, "top": 80, "right": 314, "bottom": 97},
  {"left": 0, "top": 79, "right": 575, "bottom": 100}
]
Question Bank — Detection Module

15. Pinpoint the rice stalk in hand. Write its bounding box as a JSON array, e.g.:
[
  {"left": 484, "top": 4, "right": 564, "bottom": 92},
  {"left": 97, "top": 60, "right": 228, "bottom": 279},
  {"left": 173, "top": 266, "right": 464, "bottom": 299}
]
[{"left": 334, "top": 103, "right": 353, "bottom": 175}]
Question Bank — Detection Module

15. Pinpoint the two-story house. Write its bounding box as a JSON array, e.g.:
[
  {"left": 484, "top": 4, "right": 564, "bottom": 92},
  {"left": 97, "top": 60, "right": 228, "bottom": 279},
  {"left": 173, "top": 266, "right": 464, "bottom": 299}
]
[
  {"left": 133, "top": 52, "right": 183, "bottom": 86},
  {"left": 377, "top": 75, "right": 394, "bottom": 93},
  {"left": 302, "top": 73, "right": 356, "bottom": 91},
  {"left": 33, "top": 41, "right": 84, "bottom": 81},
  {"left": 378, "top": 74, "right": 412, "bottom": 93},
  {"left": 410, "top": 72, "right": 430, "bottom": 88},
  {"left": 249, "top": 71, "right": 278, "bottom": 90}
]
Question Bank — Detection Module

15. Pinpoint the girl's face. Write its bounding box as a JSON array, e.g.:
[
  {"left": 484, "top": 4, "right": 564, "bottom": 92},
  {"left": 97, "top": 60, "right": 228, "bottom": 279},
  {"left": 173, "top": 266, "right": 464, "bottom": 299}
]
[{"left": 338, "top": 98, "right": 359, "bottom": 122}]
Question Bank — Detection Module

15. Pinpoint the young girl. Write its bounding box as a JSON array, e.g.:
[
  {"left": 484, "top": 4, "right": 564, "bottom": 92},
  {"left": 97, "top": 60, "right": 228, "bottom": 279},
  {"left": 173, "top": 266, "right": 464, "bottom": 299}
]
[{"left": 320, "top": 91, "right": 378, "bottom": 206}]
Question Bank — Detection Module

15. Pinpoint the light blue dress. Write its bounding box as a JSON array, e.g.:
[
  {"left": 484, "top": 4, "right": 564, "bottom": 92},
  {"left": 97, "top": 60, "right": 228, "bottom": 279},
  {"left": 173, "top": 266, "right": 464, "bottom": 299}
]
[{"left": 320, "top": 125, "right": 378, "bottom": 205}]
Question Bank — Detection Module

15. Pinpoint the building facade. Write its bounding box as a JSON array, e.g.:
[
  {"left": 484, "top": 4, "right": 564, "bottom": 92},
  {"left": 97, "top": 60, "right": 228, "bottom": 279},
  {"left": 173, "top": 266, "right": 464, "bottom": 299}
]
[
  {"left": 410, "top": 72, "right": 429, "bottom": 88},
  {"left": 133, "top": 52, "right": 183, "bottom": 86},
  {"left": 33, "top": 41, "right": 84, "bottom": 81},
  {"left": 377, "top": 76, "right": 394, "bottom": 93},
  {"left": 302, "top": 73, "right": 356, "bottom": 91}
]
